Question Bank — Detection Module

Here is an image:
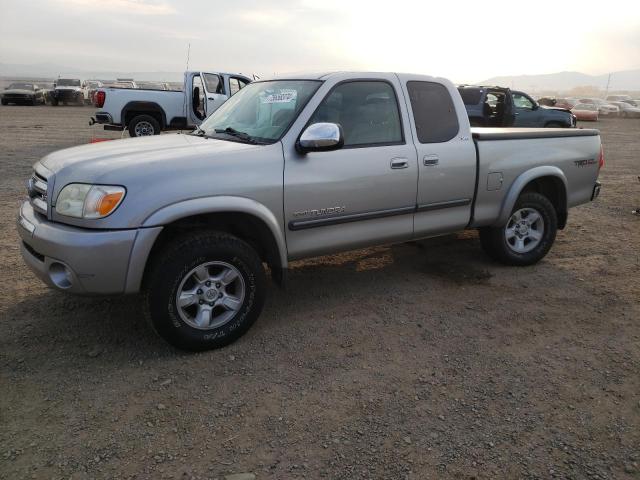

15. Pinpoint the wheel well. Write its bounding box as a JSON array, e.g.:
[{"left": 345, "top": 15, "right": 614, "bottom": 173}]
[
  {"left": 521, "top": 176, "right": 567, "bottom": 228},
  {"left": 143, "top": 212, "right": 283, "bottom": 287},
  {"left": 122, "top": 102, "right": 166, "bottom": 128}
]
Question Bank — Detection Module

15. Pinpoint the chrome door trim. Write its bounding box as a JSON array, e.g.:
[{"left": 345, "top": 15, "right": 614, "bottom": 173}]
[{"left": 288, "top": 198, "right": 472, "bottom": 231}]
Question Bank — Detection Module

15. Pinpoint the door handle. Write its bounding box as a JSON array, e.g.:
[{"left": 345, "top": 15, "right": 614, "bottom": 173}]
[
  {"left": 390, "top": 157, "right": 409, "bottom": 169},
  {"left": 207, "top": 97, "right": 214, "bottom": 100},
  {"left": 423, "top": 154, "right": 439, "bottom": 166}
]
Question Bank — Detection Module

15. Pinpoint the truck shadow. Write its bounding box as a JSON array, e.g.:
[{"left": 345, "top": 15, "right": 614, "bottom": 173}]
[{"left": 1, "top": 232, "right": 527, "bottom": 359}]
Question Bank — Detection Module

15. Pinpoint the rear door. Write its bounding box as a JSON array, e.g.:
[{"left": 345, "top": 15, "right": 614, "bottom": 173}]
[
  {"left": 282, "top": 74, "right": 418, "bottom": 259},
  {"left": 398, "top": 75, "right": 477, "bottom": 236}
]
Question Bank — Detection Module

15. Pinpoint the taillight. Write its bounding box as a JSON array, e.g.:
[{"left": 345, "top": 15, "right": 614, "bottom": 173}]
[
  {"left": 95, "top": 91, "right": 106, "bottom": 108},
  {"left": 598, "top": 145, "right": 604, "bottom": 169}
]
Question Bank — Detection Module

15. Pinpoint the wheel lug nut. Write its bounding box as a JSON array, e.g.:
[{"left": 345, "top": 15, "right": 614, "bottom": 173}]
[
  {"left": 198, "top": 300, "right": 204, "bottom": 305},
  {"left": 218, "top": 292, "right": 223, "bottom": 298},
  {"left": 215, "top": 282, "right": 221, "bottom": 288},
  {"left": 196, "top": 289, "right": 203, "bottom": 294},
  {"left": 205, "top": 281, "right": 211, "bottom": 287},
  {"left": 209, "top": 302, "right": 214, "bottom": 307}
]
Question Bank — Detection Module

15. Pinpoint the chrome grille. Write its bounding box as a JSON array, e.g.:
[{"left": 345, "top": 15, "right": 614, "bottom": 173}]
[{"left": 27, "top": 171, "right": 48, "bottom": 215}]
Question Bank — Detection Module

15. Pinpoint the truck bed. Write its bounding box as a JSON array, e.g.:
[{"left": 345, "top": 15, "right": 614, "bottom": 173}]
[{"left": 471, "top": 127, "right": 599, "bottom": 141}]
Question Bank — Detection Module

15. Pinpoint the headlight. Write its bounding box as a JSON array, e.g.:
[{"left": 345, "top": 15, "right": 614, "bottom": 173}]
[{"left": 56, "top": 184, "right": 125, "bottom": 219}]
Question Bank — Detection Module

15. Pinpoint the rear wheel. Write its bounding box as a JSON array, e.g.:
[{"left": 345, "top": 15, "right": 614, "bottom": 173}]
[
  {"left": 479, "top": 192, "right": 557, "bottom": 266},
  {"left": 128, "top": 114, "right": 161, "bottom": 137},
  {"left": 143, "top": 231, "right": 267, "bottom": 351}
]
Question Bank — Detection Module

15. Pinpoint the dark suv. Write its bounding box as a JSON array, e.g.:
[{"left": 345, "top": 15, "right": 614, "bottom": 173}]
[{"left": 458, "top": 85, "right": 576, "bottom": 128}]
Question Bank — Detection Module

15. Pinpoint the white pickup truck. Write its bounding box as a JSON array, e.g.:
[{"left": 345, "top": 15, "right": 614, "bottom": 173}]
[{"left": 91, "top": 71, "right": 252, "bottom": 137}]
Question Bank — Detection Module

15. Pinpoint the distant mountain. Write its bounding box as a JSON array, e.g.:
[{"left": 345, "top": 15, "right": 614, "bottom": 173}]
[
  {"left": 0, "top": 62, "right": 185, "bottom": 82},
  {"left": 479, "top": 69, "right": 640, "bottom": 93}
]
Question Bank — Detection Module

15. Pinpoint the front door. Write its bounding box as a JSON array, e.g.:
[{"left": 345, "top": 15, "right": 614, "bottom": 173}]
[
  {"left": 201, "top": 72, "right": 228, "bottom": 115},
  {"left": 283, "top": 77, "right": 418, "bottom": 259}
]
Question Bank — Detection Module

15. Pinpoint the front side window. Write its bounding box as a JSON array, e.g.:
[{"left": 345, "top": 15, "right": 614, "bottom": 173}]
[
  {"left": 203, "top": 73, "right": 223, "bottom": 94},
  {"left": 200, "top": 80, "right": 321, "bottom": 144},
  {"left": 513, "top": 93, "right": 534, "bottom": 110},
  {"left": 408, "top": 81, "right": 459, "bottom": 143},
  {"left": 308, "top": 81, "right": 403, "bottom": 147}
]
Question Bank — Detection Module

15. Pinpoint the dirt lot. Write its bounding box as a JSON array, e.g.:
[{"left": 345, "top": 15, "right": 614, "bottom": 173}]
[{"left": 1, "top": 106, "right": 639, "bottom": 480}]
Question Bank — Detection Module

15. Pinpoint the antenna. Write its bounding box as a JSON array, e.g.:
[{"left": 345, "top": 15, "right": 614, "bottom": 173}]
[{"left": 185, "top": 43, "right": 191, "bottom": 71}]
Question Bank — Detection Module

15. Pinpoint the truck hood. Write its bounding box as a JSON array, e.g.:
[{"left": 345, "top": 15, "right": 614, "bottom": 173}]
[
  {"left": 41, "top": 133, "right": 258, "bottom": 177},
  {"left": 542, "top": 106, "right": 572, "bottom": 114},
  {"left": 55, "top": 86, "right": 82, "bottom": 91}
]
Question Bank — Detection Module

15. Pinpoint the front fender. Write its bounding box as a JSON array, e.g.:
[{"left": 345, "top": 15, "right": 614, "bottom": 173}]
[
  {"left": 494, "top": 166, "right": 568, "bottom": 226},
  {"left": 142, "top": 195, "right": 288, "bottom": 268}
]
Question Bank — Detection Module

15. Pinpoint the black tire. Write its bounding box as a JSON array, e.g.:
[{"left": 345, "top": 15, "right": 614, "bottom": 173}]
[
  {"left": 479, "top": 192, "right": 557, "bottom": 266},
  {"left": 51, "top": 98, "right": 58, "bottom": 106},
  {"left": 128, "top": 114, "right": 161, "bottom": 137},
  {"left": 1, "top": 99, "right": 7, "bottom": 106},
  {"left": 143, "top": 231, "right": 267, "bottom": 351}
]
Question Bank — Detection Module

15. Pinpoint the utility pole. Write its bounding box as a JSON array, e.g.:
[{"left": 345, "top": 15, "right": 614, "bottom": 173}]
[{"left": 604, "top": 73, "right": 611, "bottom": 98}]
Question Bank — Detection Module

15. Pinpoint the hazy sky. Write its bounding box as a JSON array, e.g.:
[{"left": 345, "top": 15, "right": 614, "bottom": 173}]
[{"left": 1, "top": 0, "right": 639, "bottom": 82}]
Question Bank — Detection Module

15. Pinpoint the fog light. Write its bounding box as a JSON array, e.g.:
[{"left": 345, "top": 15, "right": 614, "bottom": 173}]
[{"left": 49, "top": 262, "right": 73, "bottom": 289}]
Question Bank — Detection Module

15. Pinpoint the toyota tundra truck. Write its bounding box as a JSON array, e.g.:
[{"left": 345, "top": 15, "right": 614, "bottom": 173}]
[{"left": 17, "top": 72, "right": 603, "bottom": 351}]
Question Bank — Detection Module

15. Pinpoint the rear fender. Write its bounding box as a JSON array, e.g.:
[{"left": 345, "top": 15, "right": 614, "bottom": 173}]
[{"left": 494, "top": 166, "right": 568, "bottom": 226}]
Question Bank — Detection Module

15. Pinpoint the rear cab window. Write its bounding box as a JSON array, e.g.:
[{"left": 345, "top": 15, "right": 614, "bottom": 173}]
[
  {"left": 457, "top": 87, "right": 483, "bottom": 105},
  {"left": 408, "top": 81, "right": 459, "bottom": 143}
]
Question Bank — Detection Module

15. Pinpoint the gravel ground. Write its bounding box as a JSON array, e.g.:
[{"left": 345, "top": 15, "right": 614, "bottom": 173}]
[{"left": 1, "top": 106, "right": 639, "bottom": 480}]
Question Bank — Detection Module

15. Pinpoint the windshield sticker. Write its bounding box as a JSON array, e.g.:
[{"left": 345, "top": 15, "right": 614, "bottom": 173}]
[{"left": 261, "top": 89, "right": 297, "bottom": 104}]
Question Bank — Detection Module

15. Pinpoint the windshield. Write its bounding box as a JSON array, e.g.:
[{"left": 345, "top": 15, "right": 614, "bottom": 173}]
[
  {"left": 199, "top": 80, "right": 322, "bottom": 144},
  {"left": 8, "top": 83, "right": 34, "bottom": 90},
  {"left": 57, "top": 79, "right": 81, "bottom": 86}
]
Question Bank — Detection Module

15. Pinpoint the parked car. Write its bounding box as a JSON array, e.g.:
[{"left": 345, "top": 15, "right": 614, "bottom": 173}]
[
  {"left": 18, "top": 71, "right": 603, "bottom": 351},
  {"left": 85, "top": 80, "right": 103, "bottom": 105},
  {"left": 1, "top": 82, "right": 47, "bottom": 105},
  {"left": 50, "top": 78, "right": 85, "bottom": 106},
  {"left": 606, "top": 94, "right": 633, "bottom": 103},
  {"left": 458, "top": 85, "right": 576, "bottom": 127},
  {"left": 609, "top": 101, "right": 640, "bottom": 118},
  {"left": 555, "top": 98, "right": 579, "bottom": 109},
  {"left": 571, "top": 103, "right": 599, "bottom": 121},
  {"left": 91, "top": 71, "right": 251, "bottom": 137},
  {"left": 579, "top": 98, "right": 619, "bottom": 116}
]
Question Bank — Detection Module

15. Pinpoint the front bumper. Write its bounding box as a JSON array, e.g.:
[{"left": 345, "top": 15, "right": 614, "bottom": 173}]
[{"left": 17, "top": 201, "right": 139, "bottom": 295}]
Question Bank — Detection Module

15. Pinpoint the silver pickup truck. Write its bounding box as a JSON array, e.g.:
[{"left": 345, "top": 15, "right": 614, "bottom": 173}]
[{"left": 18, "top": 72, "right": 603, "bottom": 351}]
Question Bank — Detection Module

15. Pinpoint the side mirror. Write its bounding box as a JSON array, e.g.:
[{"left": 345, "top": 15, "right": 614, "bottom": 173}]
[
  {"left": 532, "top": 104, "right": 539, "bottom": 111},
  {"left": 296, "top": 123, "right": 344, "bottom": 153}
]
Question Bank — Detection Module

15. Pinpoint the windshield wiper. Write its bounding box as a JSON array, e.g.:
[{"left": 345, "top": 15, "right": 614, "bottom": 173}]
[{"left": 214, "top": 127, "right": 259, "bottom": 144}]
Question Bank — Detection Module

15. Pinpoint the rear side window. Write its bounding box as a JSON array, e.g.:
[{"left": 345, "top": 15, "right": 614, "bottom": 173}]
[
  {"left": 408, "top": 81, "right": 459, "bottom": 143},
  {"left": 458, "top": 87, "right": 482, "bottom": 105}
]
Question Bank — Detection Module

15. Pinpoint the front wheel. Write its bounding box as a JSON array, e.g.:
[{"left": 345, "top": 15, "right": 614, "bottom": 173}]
[
  {"left": 479, "top": 192, "right": 558, "bottom": 266},
  {"left": 143, "top": 232, "right": 267, "bottom": 351},
  {"left": 128, "top": 114, "right": 161, "bottom": 137}
]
